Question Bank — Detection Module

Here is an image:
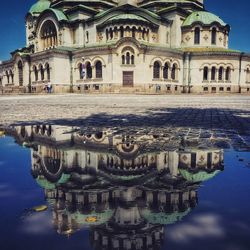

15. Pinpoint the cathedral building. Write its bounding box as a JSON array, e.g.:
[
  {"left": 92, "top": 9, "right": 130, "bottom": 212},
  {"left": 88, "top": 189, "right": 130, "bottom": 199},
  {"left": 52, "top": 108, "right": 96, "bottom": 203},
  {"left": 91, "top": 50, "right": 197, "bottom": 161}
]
[{"left": 0, "top": 0, "right": 250, "bottom": 94}]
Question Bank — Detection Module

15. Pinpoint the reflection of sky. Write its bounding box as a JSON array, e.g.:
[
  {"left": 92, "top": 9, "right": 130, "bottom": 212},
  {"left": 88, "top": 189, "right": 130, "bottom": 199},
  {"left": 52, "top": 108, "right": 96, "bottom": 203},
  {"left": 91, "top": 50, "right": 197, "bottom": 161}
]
[
  {"left": 165, "top": 150, "right": 250, "bottom": 250},
  {"left": 0, "top": 136, "right": 250, "bottom": 250}
]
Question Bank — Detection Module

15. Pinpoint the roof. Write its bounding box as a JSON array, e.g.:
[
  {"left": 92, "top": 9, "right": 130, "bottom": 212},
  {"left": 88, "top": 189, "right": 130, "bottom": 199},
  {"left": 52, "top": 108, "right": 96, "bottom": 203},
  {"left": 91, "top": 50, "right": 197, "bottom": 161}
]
[
  {"left": 29, "top": 0, "right": 51, "bottom": 15},
  {"left": 179, "top": 169, "right": 221, "bottom": 183},
  {"left": 141, "top": 208, "right": 191, "bottom": 225},
  {"left": 36, "top": 174, "right": 70, "bottom": 190},
  {"left": 182, "top": 11, "right": 227, "bottom": 27},
  {"left": 46, "top": 8, "right": 68, "bottom": 21},
  {"left": 97, "top": 12, "right": 159, "bottom": 29}
]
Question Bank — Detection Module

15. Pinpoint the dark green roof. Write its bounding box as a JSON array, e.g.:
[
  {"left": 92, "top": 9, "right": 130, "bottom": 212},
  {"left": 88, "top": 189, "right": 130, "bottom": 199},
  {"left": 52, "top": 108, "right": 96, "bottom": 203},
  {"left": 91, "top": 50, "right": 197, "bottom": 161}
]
[
  {"left": 182, "top": 11, "right": 227, "bottom": 27},
  {"left": 29, "top": 0, "right": 51, "bottom": 15},
  {"left": 142, "top": 208, "right": 191, "bottom": 225},
  {"left": 47, "top": 8, "right": 68, "bottom": 21},
  {"left": 179, "top": 169, "right": 221, "bottom": 183},
  {"left": 36, "top": 174, "right": 70, "bottom": 190}
]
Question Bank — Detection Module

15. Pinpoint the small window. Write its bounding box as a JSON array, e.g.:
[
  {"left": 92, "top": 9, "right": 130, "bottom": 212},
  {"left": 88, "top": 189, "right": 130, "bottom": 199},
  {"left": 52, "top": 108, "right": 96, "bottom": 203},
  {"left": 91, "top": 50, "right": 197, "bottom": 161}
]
[
  {"left": 153, "top": 61, "right": 160, "bottom": 79},
  {"left": 94, "top": 85, "right": 99, "bottom": 90},
  {"left": 211, "top": 67, "right": 216, "bottom": 81},
  {"left": 212, "top": 87, "right": 216, "bottom": 92},
  {"left": 194, "top": 27, "right": 200, "bottom": 45},
  {"left": 227, "top": 87, "right": 231, "bottom": 91},
  {"left": 218, "top": 67, "right": 224, "bottom": 81},
  {"left": 219, "top": 87, "right": 224, "bottom": 91},
  {"left": 203, "top": 67, "right": 208, "bottom": 81},
  {"left": 211, "top": 27, "right": 217, "bottom": 45},
  {"left": 203, "top": 87, "right": 208, "bottom": 91},
  {"left": 167, "top": 86, "right": 171, "bottom": 91}
]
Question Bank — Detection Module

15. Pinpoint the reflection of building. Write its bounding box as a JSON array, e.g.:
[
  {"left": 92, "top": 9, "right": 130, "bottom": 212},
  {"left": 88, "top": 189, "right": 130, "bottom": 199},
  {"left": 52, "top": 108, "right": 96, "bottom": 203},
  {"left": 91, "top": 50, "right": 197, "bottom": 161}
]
[
  {"left": 6, "top": 125, "right": 224, "bottom": 249},
  {"left": 1, "top": 0, "right": 250, "bottom": 94}
]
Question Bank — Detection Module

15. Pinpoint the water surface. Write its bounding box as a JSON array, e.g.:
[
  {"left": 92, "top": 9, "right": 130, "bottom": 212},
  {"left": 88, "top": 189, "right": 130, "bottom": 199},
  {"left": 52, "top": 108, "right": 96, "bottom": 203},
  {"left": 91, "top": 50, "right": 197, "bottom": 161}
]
[{"left": 0, "top": 125, "right": 250, "bottom": 250}]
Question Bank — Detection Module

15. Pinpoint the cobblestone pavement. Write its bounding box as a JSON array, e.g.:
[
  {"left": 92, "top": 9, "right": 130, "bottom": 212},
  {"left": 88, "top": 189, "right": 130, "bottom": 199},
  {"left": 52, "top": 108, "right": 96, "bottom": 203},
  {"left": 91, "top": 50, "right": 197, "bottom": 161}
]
[{"left": 1, "top": 94, "right": 250, "bottom": 150}]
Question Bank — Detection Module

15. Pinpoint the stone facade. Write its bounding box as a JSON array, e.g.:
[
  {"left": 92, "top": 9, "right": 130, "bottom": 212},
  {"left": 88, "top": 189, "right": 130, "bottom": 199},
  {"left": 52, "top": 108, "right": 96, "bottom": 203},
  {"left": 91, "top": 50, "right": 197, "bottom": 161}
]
[{"left": 0, "top": 0, "right": 250, "bottom": 94}]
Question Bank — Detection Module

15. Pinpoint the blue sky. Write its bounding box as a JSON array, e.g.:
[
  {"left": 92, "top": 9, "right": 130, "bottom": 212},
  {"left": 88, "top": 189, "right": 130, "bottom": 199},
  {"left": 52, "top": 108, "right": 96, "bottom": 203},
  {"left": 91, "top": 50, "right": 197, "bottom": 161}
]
[{"left": 0, "top": 0, "right": 250, "bottom": 61}]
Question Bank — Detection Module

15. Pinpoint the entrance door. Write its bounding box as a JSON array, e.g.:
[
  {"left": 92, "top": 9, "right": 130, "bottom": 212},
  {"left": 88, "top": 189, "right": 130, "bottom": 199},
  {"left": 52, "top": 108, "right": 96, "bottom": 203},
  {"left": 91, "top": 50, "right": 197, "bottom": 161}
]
[{"left": 123, "top": 71, "right": 134, "bottom": 87}]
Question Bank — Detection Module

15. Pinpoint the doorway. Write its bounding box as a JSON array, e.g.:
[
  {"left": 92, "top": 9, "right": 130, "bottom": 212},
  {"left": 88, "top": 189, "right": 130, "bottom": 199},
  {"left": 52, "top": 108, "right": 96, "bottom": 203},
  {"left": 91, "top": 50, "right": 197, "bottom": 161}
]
[{"left": 123, "top": 71, "right": 133, "bottom": 87}]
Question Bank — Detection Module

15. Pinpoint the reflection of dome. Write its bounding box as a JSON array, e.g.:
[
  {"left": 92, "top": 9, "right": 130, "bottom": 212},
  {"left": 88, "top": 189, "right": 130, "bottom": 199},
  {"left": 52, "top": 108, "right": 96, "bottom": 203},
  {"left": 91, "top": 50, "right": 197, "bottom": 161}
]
[
  {"left": 71, "top": 210, "right": 114, "bottom": 226},
  {"left": 36, "top": 174, "right": 70, "bottom": 190},
  {"left": 141, "top": 208, "right": 191, "bottom": 225},
  {"left": 182, "top": 11, "right": 226, "bottom": 27},
  {"left": 179, "top": 169, "right": 221, "bottom": 183},
  {"left": 29, "top": 0, "right": 51, "bottom": 15}
]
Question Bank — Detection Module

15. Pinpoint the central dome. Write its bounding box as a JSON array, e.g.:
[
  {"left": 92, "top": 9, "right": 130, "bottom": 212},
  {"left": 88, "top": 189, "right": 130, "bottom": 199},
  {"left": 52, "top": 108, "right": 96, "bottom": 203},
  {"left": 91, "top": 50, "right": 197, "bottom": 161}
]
[{"left": 29, "top": 0, "right": 51, "bottom": 15}]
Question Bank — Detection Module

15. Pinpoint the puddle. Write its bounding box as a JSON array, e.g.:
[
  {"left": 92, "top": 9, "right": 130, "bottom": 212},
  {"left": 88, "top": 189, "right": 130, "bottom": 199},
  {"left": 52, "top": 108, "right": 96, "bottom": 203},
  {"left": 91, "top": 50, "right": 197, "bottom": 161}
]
[{"left": 0, "top": 125, "right": 250, "bottom": 250}]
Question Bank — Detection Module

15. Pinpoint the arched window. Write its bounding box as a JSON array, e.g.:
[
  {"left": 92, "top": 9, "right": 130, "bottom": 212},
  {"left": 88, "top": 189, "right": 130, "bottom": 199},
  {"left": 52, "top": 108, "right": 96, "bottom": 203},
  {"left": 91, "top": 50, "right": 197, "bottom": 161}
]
[
  {"left": 86, "top": 31, "right": 89, "bottom": 43},
  {"left": 132, "top": 27, "right": 136, "bottom": 38},
  {"left": 211, "top": 66, "right": 216, "bottom": 81},
  {"left": 79, "top": 63, "right": 84, "bottom": 79},
  {"left": 86, "top": 62, "right": 92, "bottom": 79},
  {"left": 34, "top": 66, "right": 38, "bottom": 81},
  {"left": 225, "top": 67, "right": 231, "bottom": 81},
  {"left": 120, "top": 27, "right": 124, "bottom": 38},
  {"left": 163, "top": 63, "right": 169, "bottom": 79},
  {"left": 46, "top": 64, "right": 50, "bottom": 81},
  {"left": 122, "top": 55, "right": 125, "bottom": 65},
  {"left": 153, "top": 61, "right": 160, "bottom": 79},
  {"left": 6, "top": 71, "right": 9, "bottom": 84},
  {"left": 171, "top": 64, "right": 177, "bottom": 80},
  {"left": 95, "top": 61, "right": 102, "bottom": 79},
  {"left": 40, "top": 65, "right": 44, "bottom": 81},
  {"left": 40, "top": 20, "right": 58, "bottom": 50},
  {"left": 218, "top": 67, "right": 224, "bottom": 81},
  {"left": 18, "top": 61, "right": 23, "bottom": 86},
  {"left": 106, "top": 29, "right": 109, "bottom": 41},
  {"left": 109, "top": 28, "right": 113, "bottom": 40},
  {"left": 10, "top": 70, "right": 14, "bottom": 84},
  {"left": 131, "top": 55, "right": 134, "bottom": 65},
  {"left": 194, "top": 27, "right": 200, "bottom": 45},
  {"left": 246, "top": 68, "right": 250, "bottom": 83},
  {"left": 126, "top": 52, "right": 130, "bottom": 65},
  {"left": 203, "top": 66, "right": 209, "bottom": 81},
  {"left": 142, "top": 28, "right": 146, "bottom": 40},
  {"left": 211, "top": 27, "right": 217, "bottom": 45}
]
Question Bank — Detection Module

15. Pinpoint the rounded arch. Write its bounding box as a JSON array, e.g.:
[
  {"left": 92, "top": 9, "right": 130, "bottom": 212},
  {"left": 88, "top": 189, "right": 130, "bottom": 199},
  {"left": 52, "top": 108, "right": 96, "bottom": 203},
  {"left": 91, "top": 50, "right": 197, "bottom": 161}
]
[
  {"left": 45, "top": 63, "right": 51, "bottom": 81},
  {"left": 92, "top": 56, "right": 106, "bottom": 67},
  {"left": 37, "top": 17, "right": 59, "bottom": 51},
  {"left": 33, "top": 65, "right": 39, "bottom": 81},
  {"left": 211, "top": 27, "right": 217, "bottom": 45},
  {"left": 150, "top": 57, "right": 163, "bottom": 67},
  {"left": 39, "top": 64, "right": 45, "bottom": 81},
  {"left": 85, "top": 61, "right": 92, "bottom": 79},
  {"left": 194, "top": 27, "right": 200, "bottom": 45},
  {"left": 171, "top": 63, "right": 178, "bottom": 80},
  {"left": 17, "top": 60, "right": 24, "bottom": 86},
  {"left": 203, "top": 66, "right": 209, "bottom": 81},
  {"left": 95, "top": 60, "right": 103, "bottom": 79},
  {"left": 163, "top": 62, "right": 170, "bottom": 80},
  {"left": 153, "top": 61, "right": 161, "bottom": 79}
]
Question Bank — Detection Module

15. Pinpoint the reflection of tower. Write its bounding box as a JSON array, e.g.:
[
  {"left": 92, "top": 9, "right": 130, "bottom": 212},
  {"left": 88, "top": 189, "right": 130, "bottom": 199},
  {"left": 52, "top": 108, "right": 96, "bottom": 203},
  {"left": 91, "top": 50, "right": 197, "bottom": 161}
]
[{"left": 90, "top": 187, "right": 165, "bottom": 250}]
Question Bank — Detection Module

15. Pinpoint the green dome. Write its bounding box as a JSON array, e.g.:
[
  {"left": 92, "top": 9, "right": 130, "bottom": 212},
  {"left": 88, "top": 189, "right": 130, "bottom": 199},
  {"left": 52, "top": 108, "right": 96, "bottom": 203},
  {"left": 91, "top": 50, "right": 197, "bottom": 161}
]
[
  {"left": 179, "top": 169, "right": 221, "bottom": 183},
  {"left": 36, "top": 174, "right": 70, "bottom": 190},
  {"left": 182, "top": 11, "right": 227, "bottom": 27},
  {"left": 141, "top": 209, "right": 191, "bottom": 225},
  {"left": 29, "top": 0, "right": 51, "bottom": 15}
]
